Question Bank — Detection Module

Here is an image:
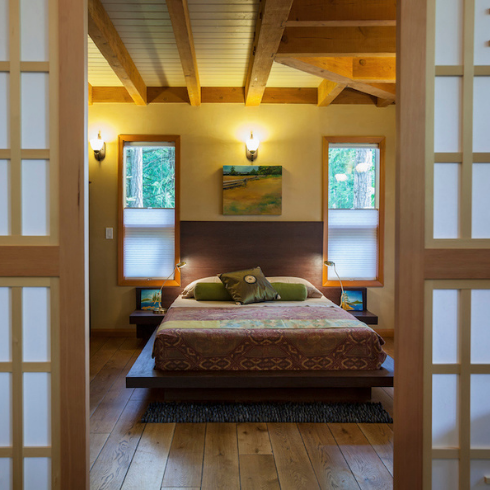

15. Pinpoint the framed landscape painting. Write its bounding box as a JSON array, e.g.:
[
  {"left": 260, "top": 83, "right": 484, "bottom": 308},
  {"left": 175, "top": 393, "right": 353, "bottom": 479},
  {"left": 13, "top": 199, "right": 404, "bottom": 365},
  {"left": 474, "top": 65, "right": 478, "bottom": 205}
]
[
  {"left": 343, "top": 288, "right": 367, "bottom": 311},
  {"left": 136, "top": 288, "right": 161, "bottom": 310},
  {"left": 223, "top": 165, "right": 282, "bottom": 215}
]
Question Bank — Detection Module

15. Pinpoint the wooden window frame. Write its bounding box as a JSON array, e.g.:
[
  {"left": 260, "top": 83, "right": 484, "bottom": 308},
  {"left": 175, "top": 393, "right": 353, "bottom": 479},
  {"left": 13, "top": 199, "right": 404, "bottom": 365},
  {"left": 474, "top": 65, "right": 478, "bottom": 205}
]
[
  {"left": 322, "top": 136, "right": 386, "bottom": 288},
  {"left": 117, "top": 134, "right": 181, "bottom": 287}
]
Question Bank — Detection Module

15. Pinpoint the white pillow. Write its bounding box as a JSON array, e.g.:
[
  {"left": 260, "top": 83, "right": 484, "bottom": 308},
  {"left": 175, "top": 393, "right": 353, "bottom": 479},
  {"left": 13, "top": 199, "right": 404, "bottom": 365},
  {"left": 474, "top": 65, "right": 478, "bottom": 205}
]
[
  {"left": 266, "top": 276, "right": 323, "bottom": 298},
  {"left": 182, "top": 276, "right": 221, "bottom": 298}
]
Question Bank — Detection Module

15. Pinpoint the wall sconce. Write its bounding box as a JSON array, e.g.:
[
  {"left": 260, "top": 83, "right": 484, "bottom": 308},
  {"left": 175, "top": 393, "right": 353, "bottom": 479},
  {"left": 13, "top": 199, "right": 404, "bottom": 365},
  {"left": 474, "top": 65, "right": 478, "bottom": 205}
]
[
  {"left": 90, "top": 131, "right": 106, "bottom": 161},
  {"left": 245, "top": 132, "right": 259, "bottom": 161}
]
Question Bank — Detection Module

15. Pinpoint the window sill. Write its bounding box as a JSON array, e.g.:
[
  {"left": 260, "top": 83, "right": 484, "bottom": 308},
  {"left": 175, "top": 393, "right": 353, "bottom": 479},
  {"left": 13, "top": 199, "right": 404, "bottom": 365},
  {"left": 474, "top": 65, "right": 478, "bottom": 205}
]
[{"left": 322, "top": 280, "right": 384, "bottom": 288}]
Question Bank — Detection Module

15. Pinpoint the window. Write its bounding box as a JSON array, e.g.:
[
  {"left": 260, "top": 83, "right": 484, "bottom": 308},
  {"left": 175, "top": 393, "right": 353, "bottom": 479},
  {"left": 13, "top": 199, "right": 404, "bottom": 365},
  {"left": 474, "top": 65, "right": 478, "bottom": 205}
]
[
  {"left": 118, "top": 135, "right": 180, "bottom": 286},
  {"left": 323, "top": 137, "right": 385, "bottom": 287}
]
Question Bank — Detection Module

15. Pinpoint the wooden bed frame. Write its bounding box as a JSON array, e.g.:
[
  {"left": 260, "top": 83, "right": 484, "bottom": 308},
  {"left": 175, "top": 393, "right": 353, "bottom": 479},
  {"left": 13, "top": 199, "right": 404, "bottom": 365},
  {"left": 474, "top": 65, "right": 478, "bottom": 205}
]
[{"left": 126, "top": 221, "right": 394, "bottom": 397}]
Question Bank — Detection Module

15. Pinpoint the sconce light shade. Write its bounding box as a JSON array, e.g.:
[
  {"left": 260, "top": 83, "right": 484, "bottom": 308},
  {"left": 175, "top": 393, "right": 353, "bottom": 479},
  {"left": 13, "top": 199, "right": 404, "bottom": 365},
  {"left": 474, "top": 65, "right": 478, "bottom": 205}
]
[
  {"left": 245, "top": 131, "right": 259, "bottom": 161},
  {"left": 90, "top": 131, "right": 106, "bottom": 161}
]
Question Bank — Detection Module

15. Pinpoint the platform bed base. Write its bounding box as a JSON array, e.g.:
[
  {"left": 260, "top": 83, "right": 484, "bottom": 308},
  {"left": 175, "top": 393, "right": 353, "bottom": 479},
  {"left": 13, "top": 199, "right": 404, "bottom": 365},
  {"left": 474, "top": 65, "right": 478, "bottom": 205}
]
[{"left": 126, "top": 332, "right": 394, "bottom": 394}]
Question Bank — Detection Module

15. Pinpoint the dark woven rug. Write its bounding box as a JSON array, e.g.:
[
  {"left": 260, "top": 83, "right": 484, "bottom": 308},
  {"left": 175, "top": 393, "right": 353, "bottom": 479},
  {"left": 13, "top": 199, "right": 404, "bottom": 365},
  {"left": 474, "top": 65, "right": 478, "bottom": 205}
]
[{"left": 141, "top": 401, "right": 393, "bottom": 424}]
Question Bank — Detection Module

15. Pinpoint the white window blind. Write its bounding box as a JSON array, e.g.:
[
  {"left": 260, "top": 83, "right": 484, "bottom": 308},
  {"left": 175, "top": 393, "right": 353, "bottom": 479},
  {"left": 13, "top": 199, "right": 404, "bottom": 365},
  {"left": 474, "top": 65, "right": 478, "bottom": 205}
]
[
  {"left": 120, "top": 138, "right": 177, "bottom": 283},
  {"left": 328, "top": 209, "right": 379, "bottom": 281},
  {"left": 123, "top": 208, "right": 175, "bottom": 279}
]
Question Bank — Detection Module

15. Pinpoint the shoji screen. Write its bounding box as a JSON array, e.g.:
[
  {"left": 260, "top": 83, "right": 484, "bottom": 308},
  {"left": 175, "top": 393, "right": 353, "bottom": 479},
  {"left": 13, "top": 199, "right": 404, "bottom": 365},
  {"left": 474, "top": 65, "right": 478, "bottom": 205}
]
[
  {"left": 424, "top": 0, "right": 490, "bottom": 487},
  {"left": 0, "top": 0, "right": 87, "bottom": 488}
]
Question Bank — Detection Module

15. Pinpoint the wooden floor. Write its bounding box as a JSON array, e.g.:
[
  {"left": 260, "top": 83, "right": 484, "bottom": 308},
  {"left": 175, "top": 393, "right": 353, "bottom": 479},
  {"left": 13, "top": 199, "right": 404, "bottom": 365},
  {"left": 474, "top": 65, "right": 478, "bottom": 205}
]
[{"left": 90, "top": 334, "right": 394, "bottom": 490}]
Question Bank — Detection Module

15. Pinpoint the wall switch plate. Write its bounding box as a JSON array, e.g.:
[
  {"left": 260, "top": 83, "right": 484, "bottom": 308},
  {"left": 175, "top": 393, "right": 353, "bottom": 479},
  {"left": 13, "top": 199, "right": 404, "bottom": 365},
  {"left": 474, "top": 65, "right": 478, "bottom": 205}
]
[{"left": 105, "top": 227, "right": 113, "bottom": 239}]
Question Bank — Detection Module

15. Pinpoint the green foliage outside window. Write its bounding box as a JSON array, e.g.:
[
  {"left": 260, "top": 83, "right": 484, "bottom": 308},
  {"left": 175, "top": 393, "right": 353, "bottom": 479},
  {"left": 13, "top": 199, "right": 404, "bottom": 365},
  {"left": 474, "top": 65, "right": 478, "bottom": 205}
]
[
  {"left": 125, "top": 147, "right": 175, "bottom": 208},
  {"left": 328, "top": 147, "right": 377, "bottom": 209}
]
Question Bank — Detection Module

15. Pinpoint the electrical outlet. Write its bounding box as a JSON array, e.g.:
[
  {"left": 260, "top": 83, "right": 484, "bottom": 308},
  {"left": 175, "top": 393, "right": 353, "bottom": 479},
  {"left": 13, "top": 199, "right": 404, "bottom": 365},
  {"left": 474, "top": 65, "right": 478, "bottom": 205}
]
[{"left": 105, "top": 227, "right": 113, "bottom": 239}]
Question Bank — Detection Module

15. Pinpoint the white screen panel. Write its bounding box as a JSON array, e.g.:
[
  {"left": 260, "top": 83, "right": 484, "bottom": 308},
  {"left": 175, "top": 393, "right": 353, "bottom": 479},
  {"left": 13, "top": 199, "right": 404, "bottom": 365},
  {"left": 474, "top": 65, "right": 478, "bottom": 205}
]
[
  {"left": 0, "top": 288, "right": 10, "bottom": 361},
  {"left": 432, "top": 460, "right": 459, "bottom": 490},
  {"left": 432, "top": 374, "right": 459, "bottom": 448},
  {"left": 24, "top": 458, "right": 50, "bottom": 490},
  {"left": 23, "top": 373, "right": 50, "bottom": 447},
  {"left": 0, "top": 160, "right": 10, "bottom": 235},
  {"left": 434, "top": 77, "right": 462, "bottom": 153},
  {"left": 0, "top": 373, "right": 11, "bottom": 446},
  {"left": 470, "top": 460, "right": 490, "bottom": 489},
  {"left": 435, "top": 0, "right": 463, "bottom": 65},
  {"left": 0, "top": 459, "right": 12, "bottom": 490},
  {"left": 471, "top": 375, "right": 490, "bottom": 448},
  {"left": 0, "top": 73, "right": 9, "bottom": 149},
  {"left": 474, "top": 0, "right": 490, "bottom": 65},
  {"left": 0, "top": 0, "right": 8, "bottom": 61},
  {"left": 471, "top": 290, "right": 490, "bottom": 364},
  {"left": 21, "top": 160, "right": 49, "bottom": 236},
  {"left": 22, "top": 287, "right": 50, "bottom": 362},
  {"left": 20, "top": 0, "right": 49, "bottom": 61},
  {"left": 327, "top": 209, "right": 379, "bottom": 281},
  {"left": 433, "top": 289, "right": 459, "bottom": 363},
  {"left": 123, "top": 208, "right": 175, "bottom": 279},
  {"left": 472, "top": 164, "right": 490, "bottom": 238},
  {"left": 473, "top": 77, "right": 490, "bottom": 152},
  {"left": 434, "top": 163, "right": 460, "bottom": 239},
  {"left": 21, "top": 73, "right": 49, "bottom": 149}
]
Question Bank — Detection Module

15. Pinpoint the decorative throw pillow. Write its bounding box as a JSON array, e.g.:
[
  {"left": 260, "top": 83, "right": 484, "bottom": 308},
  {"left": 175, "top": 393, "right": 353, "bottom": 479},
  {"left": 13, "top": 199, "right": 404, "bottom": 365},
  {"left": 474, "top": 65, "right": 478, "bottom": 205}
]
[
  {"left": 194, "top": 282, "right": 233, "bottom": 301},
  {"left": 181, "top": 276, "right": 221, "bottom": 298},
  {"left": 266, "top": 276, "right": 323, "bottom": 298},
  {"left": 219, "top": 267, "right": 279, "bottom": 305},
  {"left": 271, "top": 283, "right": 307, "bottom": 301}
]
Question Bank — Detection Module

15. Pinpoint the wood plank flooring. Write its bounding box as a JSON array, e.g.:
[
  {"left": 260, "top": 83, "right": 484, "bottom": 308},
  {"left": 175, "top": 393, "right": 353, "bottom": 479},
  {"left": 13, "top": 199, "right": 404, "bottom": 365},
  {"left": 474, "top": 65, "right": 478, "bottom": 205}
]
[{"left": 90, "top": 335, "right": 394, "bottom": 490}]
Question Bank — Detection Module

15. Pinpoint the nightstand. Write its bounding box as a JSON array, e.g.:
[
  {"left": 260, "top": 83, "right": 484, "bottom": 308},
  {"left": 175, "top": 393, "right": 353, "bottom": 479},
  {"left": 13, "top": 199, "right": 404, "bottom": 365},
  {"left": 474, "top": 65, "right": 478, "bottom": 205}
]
[
  {"left": 130, "top": 310, "right": 165, "bottom": 338},
  {"left": 349, "top": 309, "right": 378, "bottom": 325}
]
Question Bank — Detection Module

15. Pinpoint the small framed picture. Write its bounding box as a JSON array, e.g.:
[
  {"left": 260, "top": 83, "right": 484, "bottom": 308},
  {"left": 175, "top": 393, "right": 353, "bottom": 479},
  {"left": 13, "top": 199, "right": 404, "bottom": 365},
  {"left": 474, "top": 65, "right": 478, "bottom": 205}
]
[
  {"left": 343, "top": 288, "right": 367, "bottom": 311},
  {"left": 136, "top": 288, "right": 161, "bottom": 310}
]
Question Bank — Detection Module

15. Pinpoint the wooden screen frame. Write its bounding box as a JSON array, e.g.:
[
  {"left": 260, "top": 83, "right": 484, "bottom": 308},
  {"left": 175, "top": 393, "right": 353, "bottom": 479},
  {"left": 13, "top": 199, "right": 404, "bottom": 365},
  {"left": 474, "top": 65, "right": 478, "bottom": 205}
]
[
  {"left": 322, "top": 136, "right": 386, "bottom": 287},
  {"left": 117, "top": 134, "right": 181, "bottom": 287}
]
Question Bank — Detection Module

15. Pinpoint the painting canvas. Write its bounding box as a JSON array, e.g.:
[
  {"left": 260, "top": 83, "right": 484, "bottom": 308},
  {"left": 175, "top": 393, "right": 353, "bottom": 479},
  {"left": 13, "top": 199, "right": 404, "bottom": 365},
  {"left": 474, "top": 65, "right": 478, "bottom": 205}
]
[
  {"left": 223, "top": 165, "right": 282, "bottom": 215},
  {"left": 140, "top": 288, "right": 161, "bottom": 310},
  {"left": 343, "top": 290, "right": 364, "bottom": 311}
]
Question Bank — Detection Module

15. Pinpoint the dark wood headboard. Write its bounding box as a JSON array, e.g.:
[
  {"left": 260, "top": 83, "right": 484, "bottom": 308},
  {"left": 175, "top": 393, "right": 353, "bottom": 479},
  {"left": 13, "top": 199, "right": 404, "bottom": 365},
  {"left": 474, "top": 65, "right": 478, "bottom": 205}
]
[{"left": 160, "top": 221, "right": 341, "bottom": 307}]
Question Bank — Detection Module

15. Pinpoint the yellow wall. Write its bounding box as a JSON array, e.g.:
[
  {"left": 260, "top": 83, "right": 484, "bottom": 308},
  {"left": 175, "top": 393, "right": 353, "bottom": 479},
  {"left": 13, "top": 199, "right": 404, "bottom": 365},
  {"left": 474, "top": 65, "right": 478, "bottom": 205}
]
[{"left": 88, "top": 103, "right": 396, "bottom": 332}]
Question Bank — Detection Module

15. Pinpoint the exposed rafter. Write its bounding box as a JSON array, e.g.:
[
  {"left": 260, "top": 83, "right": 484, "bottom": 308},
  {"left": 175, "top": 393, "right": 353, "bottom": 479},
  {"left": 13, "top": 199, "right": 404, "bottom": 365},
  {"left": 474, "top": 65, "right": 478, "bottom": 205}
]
[
  {"left": 166, "top": 0, "right": 201, "bottom": 106},
  {"left": 275, "top": 56, "right": 396, "bottom": 103},
  {"left": 88, "top": 83, "right": 93, "bottom": 106},
  {"left": 88, "top": 0, "right": 147, "bottom": 105},
  {"left": 286, "top": 0, "right": 396, "bottom": 27},
  {"left": 90, "top": 86, "right": 382, "bottom": 106},
  {"left": 245, "top": 0, "right": 295, "bottom": 106},
  {"left": 276, "top": 26, "right": 396, "bottom": 58},
  {"left": 318, "top": 80, "right": 346, "bottom": 106}
]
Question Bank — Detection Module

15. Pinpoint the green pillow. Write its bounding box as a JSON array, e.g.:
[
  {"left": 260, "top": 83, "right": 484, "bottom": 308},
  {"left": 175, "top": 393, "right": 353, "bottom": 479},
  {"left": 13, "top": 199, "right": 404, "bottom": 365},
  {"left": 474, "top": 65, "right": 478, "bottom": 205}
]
[
  {"left": 219, "top": 267, "right": 279, "bottom": 305},
  {"left": 271, "top": 282, "right": 307, "bottom": 301},
  {"left": 194, "top": 282, "right": 233, "bottom": 301}
]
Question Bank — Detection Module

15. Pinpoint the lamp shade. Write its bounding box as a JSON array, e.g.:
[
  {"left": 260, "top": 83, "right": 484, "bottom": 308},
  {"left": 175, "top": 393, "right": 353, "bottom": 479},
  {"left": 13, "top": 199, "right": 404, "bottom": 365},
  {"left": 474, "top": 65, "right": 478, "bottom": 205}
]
[
  {"left": 90, "top": 132, "right": 104, "bottom": 152},
  {"left": 246, "top": 132, "right": 259, "bottom": 152}
]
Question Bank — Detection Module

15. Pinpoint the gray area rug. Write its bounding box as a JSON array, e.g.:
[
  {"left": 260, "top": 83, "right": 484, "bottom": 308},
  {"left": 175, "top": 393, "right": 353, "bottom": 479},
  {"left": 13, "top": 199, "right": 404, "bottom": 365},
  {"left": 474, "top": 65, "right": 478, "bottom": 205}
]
[{"left": 141, "top": 401, "right": 393, "bottom": 424}]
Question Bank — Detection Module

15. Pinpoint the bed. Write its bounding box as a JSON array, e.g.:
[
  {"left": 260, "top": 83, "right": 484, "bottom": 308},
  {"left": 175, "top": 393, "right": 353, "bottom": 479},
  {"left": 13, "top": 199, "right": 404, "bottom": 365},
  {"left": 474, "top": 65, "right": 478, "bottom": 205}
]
[
  {"left": 127, "top": 281, "right": 393, "bottom": 399},
  {"left": 126, "top": 221, "right": 394, "bottom": 400}
]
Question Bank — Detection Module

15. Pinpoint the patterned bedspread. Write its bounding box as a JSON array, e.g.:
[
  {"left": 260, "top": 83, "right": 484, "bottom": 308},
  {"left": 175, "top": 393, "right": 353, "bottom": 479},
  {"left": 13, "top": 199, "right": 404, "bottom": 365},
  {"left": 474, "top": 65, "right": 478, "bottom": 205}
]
[{"left": 153, "top": 306, "right": 387, "bottom": 372}]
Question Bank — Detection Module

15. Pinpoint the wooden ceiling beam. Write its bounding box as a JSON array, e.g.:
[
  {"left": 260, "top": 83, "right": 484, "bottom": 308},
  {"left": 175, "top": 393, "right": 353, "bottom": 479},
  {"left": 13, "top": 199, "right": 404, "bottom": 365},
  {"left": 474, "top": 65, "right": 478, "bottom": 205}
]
[
  {"left": 287, "top": 0, "right": 396, "bottom": 26},
  {"left": 90, "top": 86, "right": 374, "bottom": 105},
  {"left": 275, "top": 57, "right": 396, "bottom": 102},
  {"left": 277, "top": 26, "right": 396, "bottom": 57},
  {"left": 352, "top": 57, "right": 396, "bottom": 82},
  {"left": 165, "top": 0, "right": 201, "bottom": 106},
  {"left": 318, "top": 80, "right": 346, "bottom": 106},
  {"left": 244, "top": 0, "right": 295, "bottom": 106},
  {"left": 88, "top": 0, "right": 147, "bottom": 105},
  {"left": 88, "top": 83, "right": 93, "bottom": 106}
]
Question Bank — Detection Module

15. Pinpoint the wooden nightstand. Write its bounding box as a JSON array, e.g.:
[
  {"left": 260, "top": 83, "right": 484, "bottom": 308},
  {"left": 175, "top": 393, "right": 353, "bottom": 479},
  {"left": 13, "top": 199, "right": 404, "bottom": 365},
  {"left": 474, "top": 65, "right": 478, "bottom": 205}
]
[
  {"left": 349, "top": 309, "right": 378, "bottom": 325},
  {"left": 130, "top": 310, "right": 165, "bottom": 338}
]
